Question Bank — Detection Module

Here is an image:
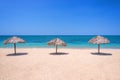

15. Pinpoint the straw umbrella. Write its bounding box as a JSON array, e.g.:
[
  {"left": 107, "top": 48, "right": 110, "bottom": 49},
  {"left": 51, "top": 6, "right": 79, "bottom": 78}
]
[
  {"left": 47, "top": 38, "right": 66, "bottom": 53},
  {"left": 4, "top": 36, "right": 25, "bottom": 54},
  {"left": 88, "top": 36, "right": 110, "bottom": 53}
]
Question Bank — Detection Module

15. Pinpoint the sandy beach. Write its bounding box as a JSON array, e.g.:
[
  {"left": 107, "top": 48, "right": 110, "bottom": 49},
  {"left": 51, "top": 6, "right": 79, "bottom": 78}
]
[{"left": 0, "top": 48, "right": 120, "bottom": 80}]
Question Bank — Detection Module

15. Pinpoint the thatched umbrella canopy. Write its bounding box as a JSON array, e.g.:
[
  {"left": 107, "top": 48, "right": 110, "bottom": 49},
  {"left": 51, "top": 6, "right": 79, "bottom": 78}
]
[
  {"left": 4, "top": 36, "right": 25, "bottom": 54},
  {"left": 47, "top": 38, "right": 66, "bottom": 53},
  {"left": 88, "top": 36, "right": 110, "bottom": 53}
]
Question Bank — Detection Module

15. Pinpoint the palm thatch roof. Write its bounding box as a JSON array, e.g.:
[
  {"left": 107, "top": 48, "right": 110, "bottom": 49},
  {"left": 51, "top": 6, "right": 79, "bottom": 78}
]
[
  {"left": 4, "top": 36, "right": 25, "bottom": 44},
  {"left": 47, "top": 38, "right": 66, "bottom": 46},
  {"left": 88, "top": 36, "right": 110, "bottom": 44}
]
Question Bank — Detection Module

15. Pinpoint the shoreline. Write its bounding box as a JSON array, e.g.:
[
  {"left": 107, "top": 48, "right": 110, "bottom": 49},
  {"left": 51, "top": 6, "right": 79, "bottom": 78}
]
[{"left": 0, "top": 47, "right": 120, "bottom": 49}]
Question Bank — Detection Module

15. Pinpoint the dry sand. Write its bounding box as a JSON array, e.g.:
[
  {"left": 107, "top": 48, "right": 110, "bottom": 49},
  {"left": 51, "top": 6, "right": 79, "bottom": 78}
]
[{"left": 0, "top": 48, "right": 120, "bottom": 80}]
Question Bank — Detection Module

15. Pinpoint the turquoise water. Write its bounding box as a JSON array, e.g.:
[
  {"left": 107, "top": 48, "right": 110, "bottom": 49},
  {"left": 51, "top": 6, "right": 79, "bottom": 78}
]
[{"left": 0, "top": 35, "right": 120, "bottom": 48}]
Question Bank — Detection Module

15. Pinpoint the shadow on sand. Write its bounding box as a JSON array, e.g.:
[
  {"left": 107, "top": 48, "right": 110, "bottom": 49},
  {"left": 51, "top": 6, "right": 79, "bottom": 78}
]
[
  {"left": 91, "top": 52, "right": 112, "bottom": 56},
  {"left": 49, "top": 52, "right": 69, "bottom": 55},
  {"left": 7, "top": 53, "right": 28, "bottom": 56}
]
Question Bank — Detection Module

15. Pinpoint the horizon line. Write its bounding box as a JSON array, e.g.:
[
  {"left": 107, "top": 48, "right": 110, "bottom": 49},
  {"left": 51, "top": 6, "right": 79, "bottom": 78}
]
[{"left": 0, "top": 34, "right": 120, "bottom": 36}]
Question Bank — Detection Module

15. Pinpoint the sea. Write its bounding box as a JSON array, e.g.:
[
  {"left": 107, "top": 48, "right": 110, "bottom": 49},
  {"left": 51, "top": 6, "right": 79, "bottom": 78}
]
[{"left": 0, "top": 35, "right": 120, "bottom": 49}]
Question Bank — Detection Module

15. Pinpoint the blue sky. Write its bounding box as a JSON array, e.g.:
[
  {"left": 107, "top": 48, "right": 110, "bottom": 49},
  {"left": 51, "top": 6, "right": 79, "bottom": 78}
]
[{"left": 0, "top": 0, "right": 120, "bottom": 35}]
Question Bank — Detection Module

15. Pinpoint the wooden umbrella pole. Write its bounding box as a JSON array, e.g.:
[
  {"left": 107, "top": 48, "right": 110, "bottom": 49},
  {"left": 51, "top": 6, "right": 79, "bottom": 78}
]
[
  {"left": 98, "top": 44, "right": 100, "bottom": 53},
  {"left": 14, "top": 43, "right": 16, "bottom": 54},
  {"left": 56, "top": 45, "right": 58, "bottom": 53}
]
